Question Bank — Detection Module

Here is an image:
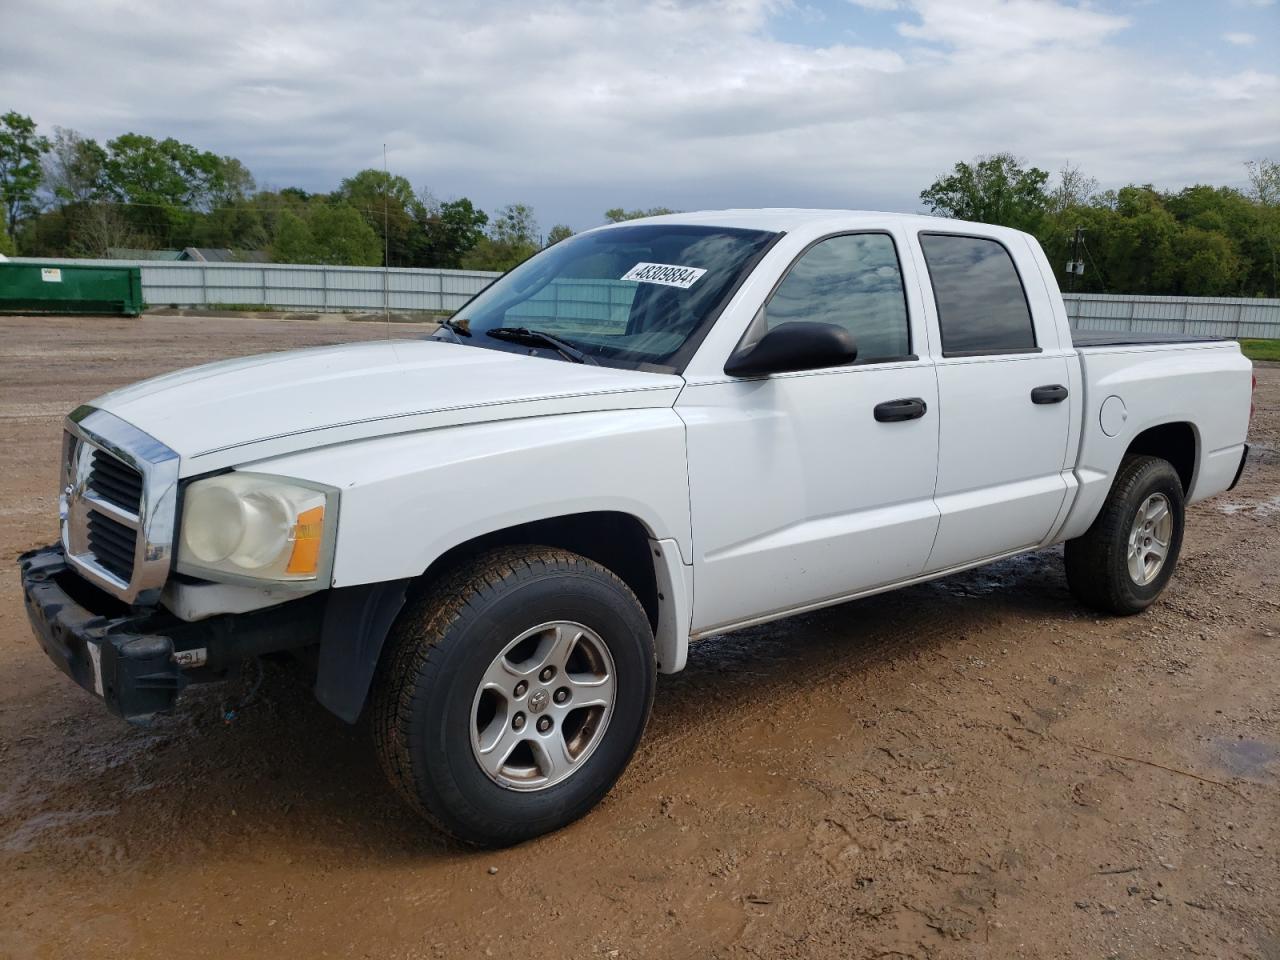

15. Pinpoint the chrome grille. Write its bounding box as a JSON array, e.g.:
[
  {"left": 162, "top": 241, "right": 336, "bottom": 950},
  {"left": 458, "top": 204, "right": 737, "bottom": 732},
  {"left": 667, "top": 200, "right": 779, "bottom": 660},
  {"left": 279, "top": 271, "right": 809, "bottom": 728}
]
[
  {"left": 60, "top": 406, "right": 179, "bottom": 604},
  {"left": 87, "top": 449, "right": 143, "bottom": 514},
  {"left": 85, "top": 511, "right": 138, "bottom": 580}
]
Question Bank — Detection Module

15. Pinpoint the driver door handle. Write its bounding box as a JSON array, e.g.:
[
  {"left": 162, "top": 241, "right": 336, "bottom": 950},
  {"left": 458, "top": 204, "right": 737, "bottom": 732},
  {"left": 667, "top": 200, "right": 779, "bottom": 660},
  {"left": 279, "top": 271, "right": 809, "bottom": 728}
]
[{"left": 874, "top": 397, "right": 928, "bottom": 422}]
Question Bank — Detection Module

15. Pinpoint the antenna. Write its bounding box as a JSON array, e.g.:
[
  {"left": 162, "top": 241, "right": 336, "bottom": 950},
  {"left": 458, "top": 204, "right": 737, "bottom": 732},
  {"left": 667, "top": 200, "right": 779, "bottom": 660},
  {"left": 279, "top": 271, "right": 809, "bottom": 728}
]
[{"left": 383, "top": 142, "right": 390, "bottom": 335}]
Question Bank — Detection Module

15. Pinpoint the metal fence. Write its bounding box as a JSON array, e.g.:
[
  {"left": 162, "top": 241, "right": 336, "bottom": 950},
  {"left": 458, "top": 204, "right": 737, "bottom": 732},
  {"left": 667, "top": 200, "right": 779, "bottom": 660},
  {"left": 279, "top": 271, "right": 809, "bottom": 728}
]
[
  {"left": 1062, "top": 293, "right": 1280, "bottom": 340},
  {"left": 8, "top": 258, "right": 1280, "bottom": 339},
  {"left": 8, "top": 257, "right": 501, "bottom": 314}
]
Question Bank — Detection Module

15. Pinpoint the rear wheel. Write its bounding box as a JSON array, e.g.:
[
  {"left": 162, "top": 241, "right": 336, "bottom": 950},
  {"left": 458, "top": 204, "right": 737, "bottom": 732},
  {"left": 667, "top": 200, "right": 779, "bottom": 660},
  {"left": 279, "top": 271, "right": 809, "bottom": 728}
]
[
  {"left": 1064, "top": 455, "right": 1185, "bottom": 615},
  {"left": 372, "top": 546, "right": 655, "bottom": 847}
]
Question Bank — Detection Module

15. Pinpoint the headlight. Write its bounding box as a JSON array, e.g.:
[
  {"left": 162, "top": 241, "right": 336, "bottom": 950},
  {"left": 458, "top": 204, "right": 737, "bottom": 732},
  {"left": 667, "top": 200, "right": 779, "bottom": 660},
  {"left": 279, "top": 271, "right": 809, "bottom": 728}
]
[{"left": 176, "top": 473, "right": 337, "bottom": 585}]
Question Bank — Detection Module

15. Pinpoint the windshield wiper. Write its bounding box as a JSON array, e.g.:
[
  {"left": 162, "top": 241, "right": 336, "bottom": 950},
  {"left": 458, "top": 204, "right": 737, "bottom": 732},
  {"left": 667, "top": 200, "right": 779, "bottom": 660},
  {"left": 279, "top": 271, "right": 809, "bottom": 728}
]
[
  {"left": 432, "top": 317, "right": 472, "bottom": 342},
  {"left": 486, "top": 327, "right": 598, "bottom": 365}
]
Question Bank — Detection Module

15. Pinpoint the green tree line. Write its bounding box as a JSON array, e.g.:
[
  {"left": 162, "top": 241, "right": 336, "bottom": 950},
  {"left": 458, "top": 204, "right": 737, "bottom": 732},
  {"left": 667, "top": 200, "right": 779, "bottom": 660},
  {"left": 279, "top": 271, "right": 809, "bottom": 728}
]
[
  {"left": 0, "top": 111, "right": 582, "bottom": 271},
  {"left": 12, "top": 108, "right": 1271, "bottom": 296},
  {"left": 920, "top": 152, "right": 1280, "bottom": 298}
]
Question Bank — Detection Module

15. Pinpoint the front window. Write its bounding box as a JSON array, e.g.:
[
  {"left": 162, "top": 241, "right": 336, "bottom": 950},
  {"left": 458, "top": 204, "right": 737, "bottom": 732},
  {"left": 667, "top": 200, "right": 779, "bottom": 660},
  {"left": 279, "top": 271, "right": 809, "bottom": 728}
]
[
  {"left": 763, "top": 232, "right": 912, "bottom": 363},
  {"left": 443, "top": 224, "right": 779, "bottom": 372}
]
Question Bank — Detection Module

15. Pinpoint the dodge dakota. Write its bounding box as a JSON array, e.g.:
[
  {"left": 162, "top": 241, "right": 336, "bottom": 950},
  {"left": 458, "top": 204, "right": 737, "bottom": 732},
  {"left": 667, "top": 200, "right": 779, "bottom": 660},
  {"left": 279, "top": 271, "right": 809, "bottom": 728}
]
[{"left": 20, "top": 209, "right": 1254, "bottom": 846}]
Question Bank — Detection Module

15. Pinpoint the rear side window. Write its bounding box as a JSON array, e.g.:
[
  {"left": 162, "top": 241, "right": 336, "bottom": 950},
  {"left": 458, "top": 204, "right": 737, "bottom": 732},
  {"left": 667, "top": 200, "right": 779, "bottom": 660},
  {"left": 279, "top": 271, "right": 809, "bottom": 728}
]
[
  {"left": 765, "top": 233, "right": 911, "bottom": 363},
  {"left": 919, "top": 233, "right": 1036, "bottom": 356}
]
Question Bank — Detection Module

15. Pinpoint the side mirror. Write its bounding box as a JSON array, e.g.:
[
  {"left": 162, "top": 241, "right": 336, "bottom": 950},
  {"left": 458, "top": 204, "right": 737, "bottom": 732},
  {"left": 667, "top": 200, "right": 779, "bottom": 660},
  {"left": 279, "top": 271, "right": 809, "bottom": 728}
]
[{"left": 724, "top": 321, "right": 858, "bottom": 377}]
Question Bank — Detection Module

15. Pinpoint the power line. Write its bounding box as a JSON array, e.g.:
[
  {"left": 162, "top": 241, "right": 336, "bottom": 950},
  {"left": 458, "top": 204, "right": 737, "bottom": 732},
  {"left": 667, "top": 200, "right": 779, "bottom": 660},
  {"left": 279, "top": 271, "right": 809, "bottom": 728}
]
[
  {"left": 1080, "top": 237, "right": 1109, "bottom": 292},
  {"left": 33, "top": 195, "right": 453, "bottom": 223}
]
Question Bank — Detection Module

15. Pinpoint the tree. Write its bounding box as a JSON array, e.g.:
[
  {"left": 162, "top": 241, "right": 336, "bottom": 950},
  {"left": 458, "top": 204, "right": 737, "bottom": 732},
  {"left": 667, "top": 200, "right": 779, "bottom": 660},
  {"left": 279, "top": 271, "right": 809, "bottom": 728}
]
[
  {"left": 1171, "top": 224, "right": 1242, "bottom": 296},
  {"left": 269, "top": 203, "right": 381, "bottom": 266},
  {"left": 102, "top": 133, "right": 235, "bottom": 209},
  {"left": 416, "top": 196, "right": 488, "bottom": 268},
  {"left": 491, "top": 202, "right": 538, "bottom": 247},
  {"left": 307, "top": 202, "right": 381, "bottom": 266},
  {"left": 1046, "top": 162, "right": 1097, "bottom": 217},
  {"left": 43, "top": 127, "right": 106, "bottom": 205},
  {"left": 333, "top": 169, "right": 424, "bottom": 266},
  {"left": 68, "top": 202, "right": 143, "bottom": 258},
  {"left": 209, "top": 156, "right": 255, "bottom": 208},
  {"left": 100, "top": 132, "right": 249, "bottom": 247},
  {"left": 194, "top": 199, "right": 268, "bottom": 252},
  {"left": 919, "top": 153, "right": 1050, "bottom": 233},
  {"left": 462, "top": 202, "right": 540, "bottom": 271},
  {"left": 270, "top": 210, "right": 316, "bottom": 263},
  {"left": 604, "top": 206, "right": 677, "bottom": 223},
  {"left": 1245, "top": 159, "right": 1280, "bottom": 207},
  {"left": 1245, "top": 159, "right": 1279, "bottom": 297},
  {"left": 546, "top": 224, "right": 574, "bottom": 245},
  {"left": 0, "top": 226, "right": 15, "bottom": 256},
  {"left": 0, "top": 111, "right": 51, "bottom": 238}
]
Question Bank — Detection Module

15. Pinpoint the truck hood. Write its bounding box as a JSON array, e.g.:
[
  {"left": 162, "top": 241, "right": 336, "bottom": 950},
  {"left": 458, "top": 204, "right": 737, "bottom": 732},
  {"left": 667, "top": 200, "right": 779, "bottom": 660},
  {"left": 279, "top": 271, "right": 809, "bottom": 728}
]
[{"left": 91, "top": 339, "right": 685, "bottom": 476}]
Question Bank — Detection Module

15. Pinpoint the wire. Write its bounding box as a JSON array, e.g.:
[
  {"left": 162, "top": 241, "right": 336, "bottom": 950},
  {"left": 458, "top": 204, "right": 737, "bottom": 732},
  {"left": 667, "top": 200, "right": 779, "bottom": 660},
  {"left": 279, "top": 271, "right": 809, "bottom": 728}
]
[
  {"left": 35, "top": 195, "right": 452, "bottom": 223},
  {"left": 1080, "top": 237, "right": 1110, "bottom": 293}
]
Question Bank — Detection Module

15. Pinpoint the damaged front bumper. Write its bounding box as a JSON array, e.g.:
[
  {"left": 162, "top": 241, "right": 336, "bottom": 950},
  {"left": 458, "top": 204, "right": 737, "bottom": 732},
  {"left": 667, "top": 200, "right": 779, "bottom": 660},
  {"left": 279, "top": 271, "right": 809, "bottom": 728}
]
[{"left": 19, "top": 544, "right": 325, "bottom": 724}]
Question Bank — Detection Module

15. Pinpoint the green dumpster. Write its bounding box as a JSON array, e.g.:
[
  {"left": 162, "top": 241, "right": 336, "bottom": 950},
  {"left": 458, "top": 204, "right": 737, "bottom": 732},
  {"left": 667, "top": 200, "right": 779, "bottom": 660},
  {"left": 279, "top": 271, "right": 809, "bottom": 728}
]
[{"left": 0, "top": 262, "right": 144, "bottom": 316}]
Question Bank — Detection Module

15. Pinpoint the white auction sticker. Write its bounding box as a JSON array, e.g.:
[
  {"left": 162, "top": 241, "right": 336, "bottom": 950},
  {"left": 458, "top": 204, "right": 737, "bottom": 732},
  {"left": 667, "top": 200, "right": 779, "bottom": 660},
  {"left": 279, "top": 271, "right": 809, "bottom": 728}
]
[
  {"left": 622, "top": 262, "right": 707, "bottom": 289},
  {"left": 41, "top": 267, "right": 62, "bottom": 283}
]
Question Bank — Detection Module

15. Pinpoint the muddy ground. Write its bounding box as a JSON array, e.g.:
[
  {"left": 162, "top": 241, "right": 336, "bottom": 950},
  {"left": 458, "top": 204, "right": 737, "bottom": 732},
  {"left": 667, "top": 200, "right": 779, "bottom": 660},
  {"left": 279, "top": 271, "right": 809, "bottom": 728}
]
[{"left": 0, "top": 314, "right": 1276, "bottom": 960}]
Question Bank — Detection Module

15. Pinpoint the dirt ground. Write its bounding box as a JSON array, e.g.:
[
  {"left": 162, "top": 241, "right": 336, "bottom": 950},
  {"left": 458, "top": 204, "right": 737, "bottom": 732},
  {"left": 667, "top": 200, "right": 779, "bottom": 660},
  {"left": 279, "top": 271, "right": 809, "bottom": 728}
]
[{"left": 1, "top": 314, "right": 1277, "bottom": 960}]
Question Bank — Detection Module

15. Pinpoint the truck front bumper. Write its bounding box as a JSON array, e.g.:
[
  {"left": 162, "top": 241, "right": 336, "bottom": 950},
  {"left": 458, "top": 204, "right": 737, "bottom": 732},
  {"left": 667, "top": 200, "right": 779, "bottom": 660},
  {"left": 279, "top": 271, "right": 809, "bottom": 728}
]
[
  {"left": 20, "top": 544, "right": 327, "bottom": 724},
  {"left": 20, "top": 545, "right": 190, "bottom": 723}
]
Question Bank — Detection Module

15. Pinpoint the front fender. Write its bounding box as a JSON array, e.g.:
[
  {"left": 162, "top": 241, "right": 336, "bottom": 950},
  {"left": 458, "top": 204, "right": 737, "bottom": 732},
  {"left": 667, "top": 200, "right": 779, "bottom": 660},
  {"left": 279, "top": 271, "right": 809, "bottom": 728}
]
[{"left": 244, "top": 409, "right": 693, "bottom": 587}]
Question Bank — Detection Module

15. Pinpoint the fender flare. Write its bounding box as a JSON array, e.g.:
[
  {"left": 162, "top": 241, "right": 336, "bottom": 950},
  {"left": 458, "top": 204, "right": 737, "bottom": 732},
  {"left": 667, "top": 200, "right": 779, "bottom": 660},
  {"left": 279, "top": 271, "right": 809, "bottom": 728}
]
[
  {"left": 314, "top": 578, "right": 412, "bottom": 724},
  {"left": 312, "top": 536, "right": 692, "bottom": 723}
]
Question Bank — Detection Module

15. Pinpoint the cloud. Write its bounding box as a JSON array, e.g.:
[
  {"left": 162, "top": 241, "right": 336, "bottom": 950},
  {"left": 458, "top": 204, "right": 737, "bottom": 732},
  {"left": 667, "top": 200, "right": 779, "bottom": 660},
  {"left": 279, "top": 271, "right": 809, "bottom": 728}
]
[
  {"left": 896, "top": 0, "right": 1130, "bottom": 52},
  {"left": 0, "top": 0, "right": 1277, "bottom": 228},
  {"left": 1223, "top": 31, "right": 1258, "bottom": 44}
]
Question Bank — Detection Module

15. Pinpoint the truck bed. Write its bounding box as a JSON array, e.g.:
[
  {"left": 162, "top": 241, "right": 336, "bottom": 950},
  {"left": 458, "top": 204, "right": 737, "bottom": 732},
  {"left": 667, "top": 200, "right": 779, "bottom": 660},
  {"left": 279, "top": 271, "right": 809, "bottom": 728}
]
[{"left": 1070, "top": 330, "right": 1229, "bottom": 348}]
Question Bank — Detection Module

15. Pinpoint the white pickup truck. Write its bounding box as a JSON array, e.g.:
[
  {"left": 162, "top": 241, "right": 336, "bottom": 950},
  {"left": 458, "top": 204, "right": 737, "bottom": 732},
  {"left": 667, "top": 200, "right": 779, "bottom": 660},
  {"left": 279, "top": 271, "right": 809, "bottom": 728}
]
[{"left": 21, "top": 209, "right": 1254, "bottom": 846}]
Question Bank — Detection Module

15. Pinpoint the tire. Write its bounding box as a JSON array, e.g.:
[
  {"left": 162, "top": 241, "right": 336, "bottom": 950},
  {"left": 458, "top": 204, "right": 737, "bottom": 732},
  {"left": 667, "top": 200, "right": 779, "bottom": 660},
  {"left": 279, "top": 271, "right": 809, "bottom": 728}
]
[
  {"left": 1064, "top": 455, "right": 1186, "bottom": 615},
  {"left": 372, "top": 546, "right": 656, "bottom": 847}
]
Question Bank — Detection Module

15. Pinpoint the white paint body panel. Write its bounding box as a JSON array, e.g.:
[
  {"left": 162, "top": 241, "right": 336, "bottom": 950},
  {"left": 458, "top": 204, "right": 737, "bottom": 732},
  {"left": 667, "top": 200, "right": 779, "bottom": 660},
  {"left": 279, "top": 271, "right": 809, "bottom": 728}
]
[
  {"left": 246, "top": 409, "right": 693, "bottom": 586},
  {"left": 1058, "top": 342, "right": 1253, "bottom": 540},
  {"left": 678, "top": 361, "right": 941, "bottom": 633},
  {"left": 77, "top": 209, "right": 1253, "bottom": 673},
  {"left": 93, "top": 339, "right": 683, "bottom": 476}
]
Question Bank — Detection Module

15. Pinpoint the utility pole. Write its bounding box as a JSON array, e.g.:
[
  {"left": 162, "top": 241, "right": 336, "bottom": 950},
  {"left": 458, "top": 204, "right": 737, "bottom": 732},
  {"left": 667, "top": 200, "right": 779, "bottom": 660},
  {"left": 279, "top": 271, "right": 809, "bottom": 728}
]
[
  {"left": 383, "top": 142, "right": 390, "bottom": 334},
  {"left": 1066, "top": 225, "right": 1084, "bottom": 292}
]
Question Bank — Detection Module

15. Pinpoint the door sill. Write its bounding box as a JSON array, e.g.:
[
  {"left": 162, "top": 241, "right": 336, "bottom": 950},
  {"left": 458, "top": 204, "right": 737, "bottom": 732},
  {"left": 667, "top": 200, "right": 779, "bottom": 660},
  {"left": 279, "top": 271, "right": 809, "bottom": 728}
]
[{"left": 690, "top": 545, "right": 1039, "bottom": 640}]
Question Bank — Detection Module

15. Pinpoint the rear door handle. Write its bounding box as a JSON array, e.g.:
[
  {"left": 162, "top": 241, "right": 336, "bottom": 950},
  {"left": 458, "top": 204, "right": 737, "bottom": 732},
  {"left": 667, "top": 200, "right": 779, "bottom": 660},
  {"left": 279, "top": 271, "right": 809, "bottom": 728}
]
[
  {"left": 1031, "top": 384, "right": 1069, "bottom": 404},
  {"left": 874, "top": 397, "right": 928, "bottom": 422}
]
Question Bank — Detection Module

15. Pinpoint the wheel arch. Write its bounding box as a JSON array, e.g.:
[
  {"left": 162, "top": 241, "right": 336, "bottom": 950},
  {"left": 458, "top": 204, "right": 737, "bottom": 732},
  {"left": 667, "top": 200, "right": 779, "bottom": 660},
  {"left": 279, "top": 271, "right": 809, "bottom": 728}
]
[
  {"left": 419, "top": 511, "right": 663, "bottom": 629},
  {"left": 1122, "top": 420, "right": 1198, "bottom": 494},
  {"left": 314, "top": 510, "right": 689, "bottom": 724}
]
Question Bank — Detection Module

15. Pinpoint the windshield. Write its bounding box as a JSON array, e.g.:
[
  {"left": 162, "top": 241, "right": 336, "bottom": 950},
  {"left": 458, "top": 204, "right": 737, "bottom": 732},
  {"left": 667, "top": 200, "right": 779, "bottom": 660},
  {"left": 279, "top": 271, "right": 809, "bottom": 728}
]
[{"left": 443, "top": 224, "right": 780, "bottom": 372}]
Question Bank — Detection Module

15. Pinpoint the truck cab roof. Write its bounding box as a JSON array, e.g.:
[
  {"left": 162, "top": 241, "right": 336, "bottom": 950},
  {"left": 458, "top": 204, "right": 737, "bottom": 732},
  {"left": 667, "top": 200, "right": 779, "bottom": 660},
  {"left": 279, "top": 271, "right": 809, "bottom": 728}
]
[{"left": 597, "top": 208, "right": 1031, "bottom": 240}]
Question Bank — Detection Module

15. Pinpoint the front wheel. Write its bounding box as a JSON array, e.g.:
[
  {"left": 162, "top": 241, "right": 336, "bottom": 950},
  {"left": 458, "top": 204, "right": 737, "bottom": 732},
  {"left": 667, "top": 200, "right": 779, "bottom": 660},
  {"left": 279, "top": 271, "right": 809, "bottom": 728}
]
[
  {"left": 1064, "top": 455, "right": 1186, "bottom": 615},
  {"left": 372, "top": 546, "right": 656, "bottom": 847}
]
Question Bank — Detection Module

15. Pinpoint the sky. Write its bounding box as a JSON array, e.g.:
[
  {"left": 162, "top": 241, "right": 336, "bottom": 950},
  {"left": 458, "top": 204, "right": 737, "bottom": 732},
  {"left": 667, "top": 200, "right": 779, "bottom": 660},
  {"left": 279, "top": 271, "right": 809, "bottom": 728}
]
[{"left": 2, "top": 0, "right": 1277, "bottom": 232}]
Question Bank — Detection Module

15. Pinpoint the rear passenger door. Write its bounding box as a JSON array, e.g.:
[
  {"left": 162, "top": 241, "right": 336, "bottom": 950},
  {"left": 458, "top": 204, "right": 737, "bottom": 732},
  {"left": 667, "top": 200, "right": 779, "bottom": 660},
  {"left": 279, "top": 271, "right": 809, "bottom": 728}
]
[{"left": 915, "top": 232, "right": 1074, "bottom": 572}]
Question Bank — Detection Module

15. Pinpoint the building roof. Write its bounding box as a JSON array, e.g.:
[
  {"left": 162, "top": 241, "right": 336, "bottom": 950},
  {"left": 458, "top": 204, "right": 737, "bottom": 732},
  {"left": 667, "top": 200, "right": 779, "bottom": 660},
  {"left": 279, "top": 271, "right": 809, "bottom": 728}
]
[
  {"left": 179, "top": 247, "right": 270, "bottom": 263},
  {"left": 107, "top": 247, "right": 184, "bottom": 261}
]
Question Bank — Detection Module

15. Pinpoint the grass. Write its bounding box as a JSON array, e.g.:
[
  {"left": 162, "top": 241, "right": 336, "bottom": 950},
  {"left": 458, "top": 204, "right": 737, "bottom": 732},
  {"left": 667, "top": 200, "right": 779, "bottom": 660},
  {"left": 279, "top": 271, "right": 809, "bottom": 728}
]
[{"left": 1240, "top": 339, "right": 1280, "bottom": 362}]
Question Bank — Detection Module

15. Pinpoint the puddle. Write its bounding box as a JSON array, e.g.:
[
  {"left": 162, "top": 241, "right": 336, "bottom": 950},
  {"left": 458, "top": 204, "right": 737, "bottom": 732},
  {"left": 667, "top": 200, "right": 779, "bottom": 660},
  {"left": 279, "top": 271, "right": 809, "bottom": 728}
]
[
  {"left": 1217, "top": 494, "right": 1280, "bottom": 518},
  {"left": 1210, "top": 738, "right": 1280, "bottom": 781}
]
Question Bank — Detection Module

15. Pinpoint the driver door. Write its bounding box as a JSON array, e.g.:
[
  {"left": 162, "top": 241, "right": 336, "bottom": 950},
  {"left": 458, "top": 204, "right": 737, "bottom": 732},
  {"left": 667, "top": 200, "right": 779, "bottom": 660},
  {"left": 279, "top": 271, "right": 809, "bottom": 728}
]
[{"left": 677, "top": 231, "right": 941, "bottom": 634}]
